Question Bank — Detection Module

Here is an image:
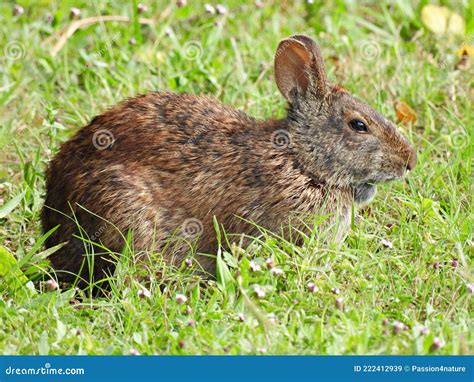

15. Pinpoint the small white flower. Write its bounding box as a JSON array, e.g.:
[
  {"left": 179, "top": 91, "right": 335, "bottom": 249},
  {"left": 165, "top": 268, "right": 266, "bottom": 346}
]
[
  {"left": 204, "top": 4, "right": 216, "bottom": 14},
  {"left": 13, "top": 4, "right": 24, "bottom": 16},
  {"left": 265, "top": 258, "right": 275, "bottom": 269},
  {"left": 271, "top": 267, "right": 284, "bottom": 276},
  {"left": 254, "top": 285, "right": 266, "bottom": 298},
  {"left": 249, "top": 261, "right": 261, "bottom": 272},
  {"left": 137, "top": 288, "right": 151, "bottom": 299},
  {"left": 216, "top": 4, "right": 227, "bottom": 14},
  {"left": 69, "top": 7, "right": 81, "bottom": 19},
  {"left": 381, "top": 238, "right": 393, "bottom": 248},
  {"left": 307, "top": 282, "right": 318, "bottom": 293},
  {"left": 45, "top": 279, "right": 59, "bottom": 291},
  {"left": 137, "top": 3, "right": 148, "bottom": 13},
  {"left": 176, "top": 293, "right": 188, "bottom": 304},
  {"left": 392, "top": 321, "right": 404, "bottom": 334},
  {"left": 430, "top": 337, "right": 444, "bottom": 351}
]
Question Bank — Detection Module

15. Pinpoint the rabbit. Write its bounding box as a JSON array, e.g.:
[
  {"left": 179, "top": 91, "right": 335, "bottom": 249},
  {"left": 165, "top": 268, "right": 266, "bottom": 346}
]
[{"left": 41, "top": 34, "right": 416, "bottom": 285}]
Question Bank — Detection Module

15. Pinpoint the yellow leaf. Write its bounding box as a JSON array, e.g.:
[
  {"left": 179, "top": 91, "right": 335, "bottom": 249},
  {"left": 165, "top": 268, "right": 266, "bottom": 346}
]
[
  {"left": 395, "top": 101, "right": 417, "bottom": 125},
  {"left": 421, "top": 5, "right": 465, "bottom": 36},
  {"left": 421, "top": 5, "right": 449, "bottom": 35},
  {"left": 447, "top": 12, "right": 466, "bottom": 35}
]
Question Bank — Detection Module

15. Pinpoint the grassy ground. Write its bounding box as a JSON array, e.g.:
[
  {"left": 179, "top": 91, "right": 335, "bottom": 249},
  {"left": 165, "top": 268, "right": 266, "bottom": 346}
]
[{"left": 0, "top": 0, "right": 472, "bottom": 355}]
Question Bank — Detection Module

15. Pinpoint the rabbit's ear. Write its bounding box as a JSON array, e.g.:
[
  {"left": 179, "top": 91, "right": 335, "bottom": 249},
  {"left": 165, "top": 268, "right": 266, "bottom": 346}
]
[{"left": 274, "top": 35, "right": 328, "bottom": 102}]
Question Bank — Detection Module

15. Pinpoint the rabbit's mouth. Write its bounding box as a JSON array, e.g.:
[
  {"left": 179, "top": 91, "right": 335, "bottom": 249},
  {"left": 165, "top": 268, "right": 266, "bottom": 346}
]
[
  {"left": 353, "top": 171, "right": 406, "bottom": 203},
  {"left": 363, "top": 172, "right": 404, "bottom": 185},
  {"left": 353, "top": 183, "right": 377, "bottom": 204}
]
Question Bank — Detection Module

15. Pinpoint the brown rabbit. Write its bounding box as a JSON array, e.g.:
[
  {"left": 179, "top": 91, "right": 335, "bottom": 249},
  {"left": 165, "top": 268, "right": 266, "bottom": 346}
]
[{"left": 42, "top": 35, "right": 416, "bottom": 285}]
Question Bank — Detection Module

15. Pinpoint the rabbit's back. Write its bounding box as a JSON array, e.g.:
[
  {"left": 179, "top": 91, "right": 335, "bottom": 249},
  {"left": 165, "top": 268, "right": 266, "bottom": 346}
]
[{"left": 43, "top": 92, "right": 341, "bottom": 282}]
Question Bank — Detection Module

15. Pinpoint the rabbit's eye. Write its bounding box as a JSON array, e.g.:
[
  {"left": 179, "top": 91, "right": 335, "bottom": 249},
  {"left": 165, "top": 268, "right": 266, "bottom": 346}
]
[{"left": 349, "top": 119, "right": 368, "bottom": 133}]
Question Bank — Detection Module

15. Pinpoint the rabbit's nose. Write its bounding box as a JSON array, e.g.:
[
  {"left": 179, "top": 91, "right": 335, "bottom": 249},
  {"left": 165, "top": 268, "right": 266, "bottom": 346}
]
[{"left": 406, "top": 151, "right": 416, "bottom": 171}]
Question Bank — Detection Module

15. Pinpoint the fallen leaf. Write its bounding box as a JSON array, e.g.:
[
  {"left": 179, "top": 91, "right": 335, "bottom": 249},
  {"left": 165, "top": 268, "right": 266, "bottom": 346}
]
[
  {"left": 447, "top": 12, "right": 465, "bottom": 35},
  {"left": 421, "top": 5, "right": 449, "bottom": 35},
  {"left": 421, "top": 5, "right": 465, "bottom": 36},
  {"left": 395, "top": 101, "right": 417, "bottom": 125}
]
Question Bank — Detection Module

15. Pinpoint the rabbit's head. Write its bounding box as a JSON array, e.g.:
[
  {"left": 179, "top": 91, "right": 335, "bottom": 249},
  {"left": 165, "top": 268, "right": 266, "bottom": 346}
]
[{"left": 274, "top": 35, "right": 416, "bottom": 201}]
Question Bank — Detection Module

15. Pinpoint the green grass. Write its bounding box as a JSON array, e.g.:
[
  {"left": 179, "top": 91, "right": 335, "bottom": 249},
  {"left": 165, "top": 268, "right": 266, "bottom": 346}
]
[{"left": 0, "top": 0, "right": 472, "bottom": 355}]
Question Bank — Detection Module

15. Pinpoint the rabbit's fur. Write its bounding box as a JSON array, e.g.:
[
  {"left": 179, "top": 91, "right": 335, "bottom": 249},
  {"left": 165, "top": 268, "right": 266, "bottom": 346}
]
[{"left": 42, "top": 35, "right": 416, "bottom": 284}]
